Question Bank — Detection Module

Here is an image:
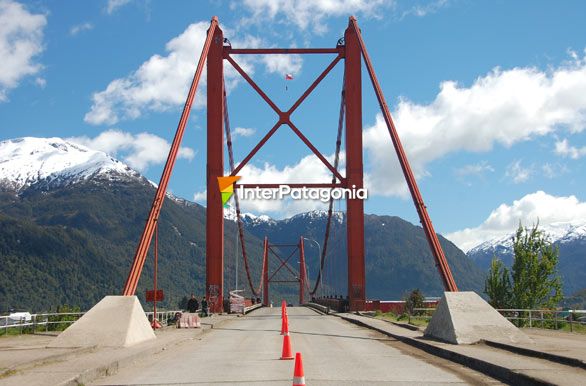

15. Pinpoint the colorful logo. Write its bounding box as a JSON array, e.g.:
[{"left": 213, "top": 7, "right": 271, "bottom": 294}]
[{"left": 217, "top": 176, "right": 241, "bottom": 207}]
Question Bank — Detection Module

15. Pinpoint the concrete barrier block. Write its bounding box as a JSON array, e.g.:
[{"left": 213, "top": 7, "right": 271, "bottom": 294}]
[
  {"left": 424, "top": 291, "right": 531, "bottom": 345},
  {"left": 48, "top": 296, "right": 156, "bottom": 348}
]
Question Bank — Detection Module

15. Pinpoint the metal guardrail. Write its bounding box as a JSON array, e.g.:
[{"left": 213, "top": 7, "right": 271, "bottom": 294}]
[
  {"left": 0, "top": 310, "right": 183, "bottom": 335},
  {"left": 494, "top": 309, "right": 586, "bottom": 332},
  {"left": 0, "top": 312, "right": 85, "bottom": 335},
  {"left": 243, "top": 303, "right": 263, "bottom": 314},
  {"left": 304, "top": 302, "right": 330, "bottom": 314},
  {"left": 409, "top": 307, "right": 586, "bottom": 332}
]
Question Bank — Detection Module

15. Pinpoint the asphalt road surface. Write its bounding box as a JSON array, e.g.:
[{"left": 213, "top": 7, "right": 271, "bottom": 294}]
[{"left": 91, "top": 307, "right": 497, "bottom": 385}]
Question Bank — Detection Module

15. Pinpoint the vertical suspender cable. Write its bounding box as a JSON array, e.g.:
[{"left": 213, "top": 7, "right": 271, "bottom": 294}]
[{"left": 224, "top": 84, "right": 264, "bottom": 296}]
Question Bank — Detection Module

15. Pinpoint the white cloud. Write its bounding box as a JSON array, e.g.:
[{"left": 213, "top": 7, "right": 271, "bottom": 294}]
[
  {"left": 239, "top": 153, "right": 343, "bottom": 216},
  {"left": 505, "top": 160, "right": 532, "bottom": 184},
  {"left": 84, "top": 22, "right": 260, "bottom": 126},
  {"left": 106, "top": 0, "right": 131, "bottom": 14},
  {"left": 69, "top": 129, "right": 195, "bottom": 172},
  {"left": 237, "top": 0, "right": 393, "bottom": 34},
  {"left": 69, "top": 22, "right": 94, "bottom": 36},
  {"left": 542, "top": 162, "right": 568, "bottom": 179},
  {"left": 233, "top": 127, "right": 256, "bottom": 138},
  {"left": 446, "top": 191, "right": 586, "bottom": 252},
  {"left": 555, "top": 138, "right": 586, "bottom": 159},
  {"left": 262, "top": 53, "right": 302, "bottom": 76},
  {"left": 401, "top": 0, "right": 448, "bottom": 19},
  {"left": 0, "top": 0, "right": 46, "bottom": 101},
  {"left": 192, "top": 153, "right": 344, "bottom": 217},
  {"left": 34, "top": 76, "right": 46, "bottom": 88},
  {"left": 363, "top": 51, "right": 586, "bottom": 196},
  {"left": 193, "top": 190, "right": 206, "bottom": 202},
  {"left": 454, "top": 161, "right": 494, "bottom": 177}
]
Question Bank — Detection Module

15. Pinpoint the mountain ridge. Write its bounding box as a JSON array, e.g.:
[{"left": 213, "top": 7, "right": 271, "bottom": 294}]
[
  {"left": 0, "top": 136, "right": 485, "bottom": 311},
  {"left": 0, "top": 137, "right": 139, "bottom": 193},
  {"left": 466, "top": 222, "right": 586, "bottom": 295}
]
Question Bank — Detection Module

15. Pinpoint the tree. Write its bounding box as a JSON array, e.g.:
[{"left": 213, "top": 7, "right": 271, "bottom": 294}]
[
  {"left": 485, "top": 258, "right": 513, "bottom": 309},
  {"left": 485, "top": 222, "right": 563, "bottom": 310},
  {"left": 405, "top": 288, "right": 425, "bottom": 315},
  {"left": 510, "top": 223, "right": 563, "bottom": 309}
]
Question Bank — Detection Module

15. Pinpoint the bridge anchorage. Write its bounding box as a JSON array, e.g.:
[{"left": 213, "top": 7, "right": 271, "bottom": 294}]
[{"left": 121, "top": 15, "right": 458, "bottom": 314}]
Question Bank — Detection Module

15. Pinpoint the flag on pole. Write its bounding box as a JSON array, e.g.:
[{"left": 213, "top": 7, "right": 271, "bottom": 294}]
[{"left": 285, "top": 73, "right": 293, "bottom": 90}]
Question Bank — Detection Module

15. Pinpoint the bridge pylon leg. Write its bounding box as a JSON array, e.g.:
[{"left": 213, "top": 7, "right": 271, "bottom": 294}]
[
  {"left": 206, "top": 25, "right": 225, "bottom": 314},
  {"left": 344, "top": 19, "right": 366, "bottom": 311}
]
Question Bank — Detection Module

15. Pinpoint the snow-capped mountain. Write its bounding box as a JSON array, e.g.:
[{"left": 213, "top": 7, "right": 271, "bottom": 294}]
[
  {"left": 467, "top": 221, "right": 586, "bottom": 295},
  {"left": 0, "top": 137, "right": 139, "bottom": 192},
  {"left": 284, "top": 209, "right": 345, "bottom": 225},
  {"left": 223, "top": 205, "right": 276, "bottom": 225},
  {"left": 223, "top": 208, "right": 345, "bottom": 226},
  {"left": 468, "top": 221, "right": 586, "bottom": 258}
]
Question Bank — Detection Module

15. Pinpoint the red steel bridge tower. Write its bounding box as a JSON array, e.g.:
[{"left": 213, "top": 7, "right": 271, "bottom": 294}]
[{"left": 122, "top": 16, "right": 458, "bottom": 313}]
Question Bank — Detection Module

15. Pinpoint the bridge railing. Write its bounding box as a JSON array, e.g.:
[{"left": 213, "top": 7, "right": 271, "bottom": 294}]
[
  {"left": 0, "top": 310, "right": 183, "bottom": 335},
  {"left": 0, "top": 312, "right": 85, "bottom": 335},
  {"left": 494, "top": 309, "right": 586, "bottom": 331},
  {"left": 409, "top": 307, "right": 586, "bottom": 332},
  {"left": 312, "top": 297, "right": 348, "bottom": 312},
  {"left": 243, "top": 303, "right": 263, "bottom": 314}
]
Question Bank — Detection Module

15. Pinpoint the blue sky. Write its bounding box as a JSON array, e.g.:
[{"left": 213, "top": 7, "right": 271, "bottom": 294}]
[{"left": 1, "top": 0, "right": 586, "bottom": 250}]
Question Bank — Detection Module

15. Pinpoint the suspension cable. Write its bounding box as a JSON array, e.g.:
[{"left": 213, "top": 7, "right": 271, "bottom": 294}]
[
  {"left": 309, "top": 83, "right": 345, "bottom": 296},
  {"left": 223, "top": 82, "right": 264, "bottom": 297}
]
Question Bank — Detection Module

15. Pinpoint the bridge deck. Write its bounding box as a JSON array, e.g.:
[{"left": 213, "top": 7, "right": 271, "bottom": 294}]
[{"left": 90, "top": 307, "right": 486, "bottom": 385}]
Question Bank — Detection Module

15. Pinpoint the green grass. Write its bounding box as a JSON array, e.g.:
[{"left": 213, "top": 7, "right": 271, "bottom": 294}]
[
  {"left": 0, "top": 326, "right": 32, "bottom": 337},
  {"left": 373, "top": 311, "right": 430, "bottom": 327},
  {"left": 372, "top": 310, "right": 586, "bottom": 335},
  {"left": 558, "top": 322, "right": 586, "bottom": 334}
]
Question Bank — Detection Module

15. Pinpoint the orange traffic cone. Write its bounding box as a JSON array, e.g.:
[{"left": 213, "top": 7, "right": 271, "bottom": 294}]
[
  {"left": 280, "top": 332, "right": 294, "bottom": 360},
  {"left": 281, "top": 312, "right": 288, "bottom": 335},
  {"left": 292, "top": 352, "right": 305, "bottom": 386},
  {"left": 281, "top": 299, "right": 287, "bottom": 318}
]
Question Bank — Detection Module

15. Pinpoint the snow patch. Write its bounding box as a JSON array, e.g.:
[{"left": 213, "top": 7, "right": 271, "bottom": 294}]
[
  {"left": 468, "top": 221, "right": 586, "bottom": 257},
  {"left": 0, "top": 137, "right": 138, "bottom": 192}
]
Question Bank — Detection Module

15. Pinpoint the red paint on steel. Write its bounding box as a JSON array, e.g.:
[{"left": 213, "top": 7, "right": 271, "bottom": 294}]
[
  {"left": 263, "top": 237, "right": 269, "bottom": 306},
  {"left": 268, "top": 247, "right": 299, "bottom": 281},
  {"left": 287, "top": 121, "right": 345, "bottom": 182},
  {"left": 349, "top": 17, "right": 458, "bottom": 292},
  {"left": 122, "top": 17, "right": 218, "bottom": 296},
  {"left": 152, "top": 222, "right": 159, "bottom": 329},
  {"left": 236, "top": 183, "right": 343, "bottom": 189},
  {"left": 287, "top": 55, "right": 343, "bottom": 115},
  {"left": 299, "top": 237, "right": 306, "bottom": 305},
  {"left": 264, "top": 242, "right": 304, "bottom": 302},
  {"left": 225, "top": 55, "right": 281, "bottom": 114},
  {"left": 227, "top": 48, "right": 342, "bottom": 54},
  {"left": 228, "top": 54, "right": 343, "bottom": 178},
  {"left": 205, "top": 23, "right": 225, "bottom": 313},
  {"left": 232, "top": 121, "right": 282, "bottom": 177},
  {"left": 344, "top": 19, "right": 366, "bottom": 311}
]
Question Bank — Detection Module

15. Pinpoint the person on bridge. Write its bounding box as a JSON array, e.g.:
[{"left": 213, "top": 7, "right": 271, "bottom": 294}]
[
  {"left": 187, "top": 294, "right": 199, "bottom": 313},
  {"left": 201, "top": 297, "right": 209, "bottom": 317}
]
